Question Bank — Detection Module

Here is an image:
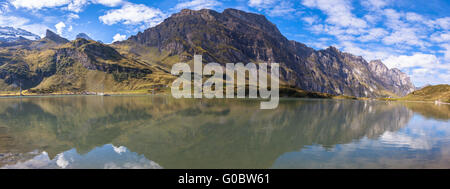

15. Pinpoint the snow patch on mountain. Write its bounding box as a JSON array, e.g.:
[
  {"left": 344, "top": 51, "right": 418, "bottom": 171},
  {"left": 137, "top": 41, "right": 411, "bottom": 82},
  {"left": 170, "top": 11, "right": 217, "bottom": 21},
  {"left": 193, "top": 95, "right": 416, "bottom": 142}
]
[{"left": 0, "top": 26, "right": 41, "bottom": 42}]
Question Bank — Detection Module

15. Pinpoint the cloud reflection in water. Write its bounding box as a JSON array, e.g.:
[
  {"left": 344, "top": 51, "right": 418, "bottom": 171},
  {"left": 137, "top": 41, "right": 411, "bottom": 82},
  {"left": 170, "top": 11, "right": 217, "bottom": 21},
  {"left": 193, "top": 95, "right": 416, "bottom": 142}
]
[{"left": 1, "top": 144, "right": 162, "bottom": 169}]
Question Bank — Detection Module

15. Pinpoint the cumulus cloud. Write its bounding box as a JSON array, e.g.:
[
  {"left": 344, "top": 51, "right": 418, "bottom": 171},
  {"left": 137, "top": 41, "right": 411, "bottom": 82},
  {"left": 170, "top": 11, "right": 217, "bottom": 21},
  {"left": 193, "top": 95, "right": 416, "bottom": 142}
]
[
  {"left": 383, "top": 53, "right": 450, "bottom": 85},
  {"left": 339, "top": 41, "right": 393, "bottom": 61},
  {"left": 248, "top": 0, "right": 277, "bottom": 10},
  {"left": 434, "top": 17, "right": 450, "bottom": 30},
  {"left": 302, "top": 0, "right": 367, "bottom": 28},
  {"left": 267, "top": 1, "right": 296, "bottom": 17},
  {"left": 10, "top": 0, "right": 71, "bottom": 10},
  {"left": 299, "top": 0, "right": 449, "bottom": 85},
  {"left": 248, "top": 0, "right": 297, "bottom": 17},
  {"left": 112, "top": 33, "right": 126, "bottom": 43},
  {"left": 55, "top": 21, "right": 66, "bottom": 35},
  {"left": 302, "top": 16, "right": 319, "bottom": 25},
  {"left": 0, "top": 14, "right": 29, "bottom": 26},
  {"left": 66, "top": 0, "right": 88, "bottom": 12},
  {"left": 383, "top": 53, "right": 442, "bottom": 70},
  {"left": 0, "top": 2, "right": 10, "bottom": 14},
  {"left": 174, "top": 0, "right": 222, "bottom": 10},
  {"left": 406, "top": 12, "right": 425, "bottom": 22},
  {"left": 361, "top": 0, "right": 387, "bottom": 10},
  {"left": 9, "top": 0, "right": 123, "bottom": 12},
  {"left": 20, "top": 24, "right": 50, "bottom": 37},
  {"left": 358, "top": 28, "right": 388, "bottom": 42},
  {"left": 99, "top": 3, "right": 166, "bottom": 27},
  {"left": 382, "top": 28, "right": 425, "bottom": 47},
  {"left": 93, "top": 0, "right": 124, "bottom": 7},
  {"left": 68, "top": 13, "right": 79, "bottom": 20},
  {"left": 430, "top": 32, "right": 450, "bottom": 43}
]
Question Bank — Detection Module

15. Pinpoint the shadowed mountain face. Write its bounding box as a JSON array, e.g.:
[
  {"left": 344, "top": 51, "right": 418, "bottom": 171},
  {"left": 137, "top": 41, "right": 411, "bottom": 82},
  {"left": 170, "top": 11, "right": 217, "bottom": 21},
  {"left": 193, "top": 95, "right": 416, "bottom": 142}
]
[
  {"left": 0, "top": 96, "right": 422, "bottom": 168},
  {"left": 123, "top": 8, "right": 415, "bottom": 97},
  {"left": 44, "top": 30, "right": 69, "bottom": 44}
]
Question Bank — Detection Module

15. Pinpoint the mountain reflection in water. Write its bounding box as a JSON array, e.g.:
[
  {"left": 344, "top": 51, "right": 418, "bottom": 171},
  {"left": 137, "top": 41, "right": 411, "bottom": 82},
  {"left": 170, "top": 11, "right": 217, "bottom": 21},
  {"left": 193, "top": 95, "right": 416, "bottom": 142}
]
[{"left": 0, "top": 96, "right": 448, "bottom": 169}]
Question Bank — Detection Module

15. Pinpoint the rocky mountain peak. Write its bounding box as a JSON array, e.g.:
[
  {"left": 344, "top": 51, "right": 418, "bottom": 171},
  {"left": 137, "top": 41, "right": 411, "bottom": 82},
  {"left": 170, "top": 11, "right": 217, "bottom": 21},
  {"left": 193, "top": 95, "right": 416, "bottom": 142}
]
[
  {"left": 368, "top": 59, "right": 415, "bottom": 96},
  {"left": 76, "top": 33, "right": 93, "bottom": 41},
  {"left": 173, "top": 9, "right": 220, "bottom": 21},
  {"left": 44, "top": 29, "right": 69, "bottom": 44},
  {"left": 71, "top": 38, "right": 91, "bottom": 48},
  {"left": 325, "top": 46, "right": 341, "bottom": 53}
]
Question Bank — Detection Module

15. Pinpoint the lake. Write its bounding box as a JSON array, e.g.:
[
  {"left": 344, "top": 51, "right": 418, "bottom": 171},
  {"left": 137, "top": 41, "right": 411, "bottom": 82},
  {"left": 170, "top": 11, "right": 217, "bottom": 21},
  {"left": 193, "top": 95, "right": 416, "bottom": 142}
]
[{"left": 0, "top": 95, "right": 449, "bottom": 169}]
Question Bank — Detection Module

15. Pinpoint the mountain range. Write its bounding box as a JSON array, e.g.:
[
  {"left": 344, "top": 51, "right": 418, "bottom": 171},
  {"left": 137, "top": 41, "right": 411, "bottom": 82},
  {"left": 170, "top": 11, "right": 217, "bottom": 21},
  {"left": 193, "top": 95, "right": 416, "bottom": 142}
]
[{"left": 0, "top": 8, "right": 415, "bottom": 97}]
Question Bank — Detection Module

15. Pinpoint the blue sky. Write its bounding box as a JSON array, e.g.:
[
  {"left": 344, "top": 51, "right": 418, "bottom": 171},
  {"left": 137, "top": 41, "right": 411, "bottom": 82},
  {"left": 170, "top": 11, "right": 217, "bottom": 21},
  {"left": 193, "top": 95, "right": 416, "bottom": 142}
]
[{"left": 0, "top": 0, "right": 449, "bottom": 86}]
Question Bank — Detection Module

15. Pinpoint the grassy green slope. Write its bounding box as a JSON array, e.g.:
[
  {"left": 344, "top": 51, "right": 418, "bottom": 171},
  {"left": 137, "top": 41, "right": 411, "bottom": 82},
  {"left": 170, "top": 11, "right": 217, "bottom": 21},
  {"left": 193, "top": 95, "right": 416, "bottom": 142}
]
[{"left": 401, "top": 85, "right": 450, "bottom": 103}]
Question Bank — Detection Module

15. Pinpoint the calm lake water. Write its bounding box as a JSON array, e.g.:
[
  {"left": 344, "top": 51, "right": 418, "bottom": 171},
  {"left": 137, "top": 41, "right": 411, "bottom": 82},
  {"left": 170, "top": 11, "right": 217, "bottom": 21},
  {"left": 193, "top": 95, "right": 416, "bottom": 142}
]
[{"left": 0, "top": 95, "right": 449, "bottom": 169}]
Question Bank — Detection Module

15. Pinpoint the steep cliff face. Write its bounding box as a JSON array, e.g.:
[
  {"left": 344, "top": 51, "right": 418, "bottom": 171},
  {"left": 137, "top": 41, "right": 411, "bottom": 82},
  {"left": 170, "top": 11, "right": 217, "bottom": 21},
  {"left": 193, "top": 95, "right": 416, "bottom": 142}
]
[
  {"left": 44, "top": 30, "right": 69, "bottom": 44},
  {"left": 124, "top": 8, "right": 415, "bottom": 97},
  {"left": 368, "top": 60, "right": 415, "bottom": 96}
]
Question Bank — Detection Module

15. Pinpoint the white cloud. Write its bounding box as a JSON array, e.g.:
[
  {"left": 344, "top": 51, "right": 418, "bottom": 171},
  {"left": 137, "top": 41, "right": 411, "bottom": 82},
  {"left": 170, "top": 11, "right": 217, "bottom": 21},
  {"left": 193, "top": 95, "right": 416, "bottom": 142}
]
[
  {"left": 10, "top": 0, "right": 89, "bottom": 12},
  {"left": 55, "top": 21, "right": 66, "bottom": 35},
  {"left": 0, "top": 15, "right": 29, "bottom": 26},
  {"left": 68, "top": 13, "right": 79, "bottom": 20},
  {"left": 301, "top": 0, "right": 449, "bottom": 85},
  {"left": 99, "top": 3, "right": 166, "bottom": 27},
  {"left": 302, "top": 0, "right": 367, "bottom": 28},
  {"left": 361, "top": 0, "right": 388, "bottom": 10},
  {"left": 382, "top": 27, "right": 425, "bottom": 47},
  {"left": 430, "top": 32, "right": 450, "bottom": 43},
  {"left": 0, "top": 2, "right": 10, "bottom": 14},
  {"left": 339, "top": 41, "right": 393, "bottom": 61},
  {"left": 363, "top": 14, "right": 381, "bottom": 24},
  {"left": 65, "top": 0, "right": 88, "bottom": 12},
  {"left": 112, "top": 33, "right": 126, "bottom": 43},
  {"left": 248, "top": 0, "right": 297, "bottom": 18},
  {"left": 383, "top": 53, "right": 441, "bottom": 70},
  {"left": 358, "top": 28, "right": 388, "bottom": 42},
  {"left": 10, "top": 0, "right": 71, "bottom": 10},
  {"left": 248, "top": 0, "right": 277, "bottom": 10},
  {"left": 10, "top": 0, "right": 123, "bottom": 12},
  {"left": 21, "top": 24, "right": 50, "bottom": 37},
  {"left": 93, "top": 0, "right": 124, "bottom": 7},
  {"left": 406, "top": 12, "right": 424, "bottom": 22},
  {"left": 434, "top": 17, "right": 450, "bottom": 30},
  {"left": 383, "top": 53, "right": 450, "bottom": 85},
  {"left": 302, "top": 16, "right": 319, "bottom": 25},
  {"left": 268, "top": 1, "right": 296, "bottom": 17},
  {"left": 174, "top": 0, "right": 222, "bottom": 10}
]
